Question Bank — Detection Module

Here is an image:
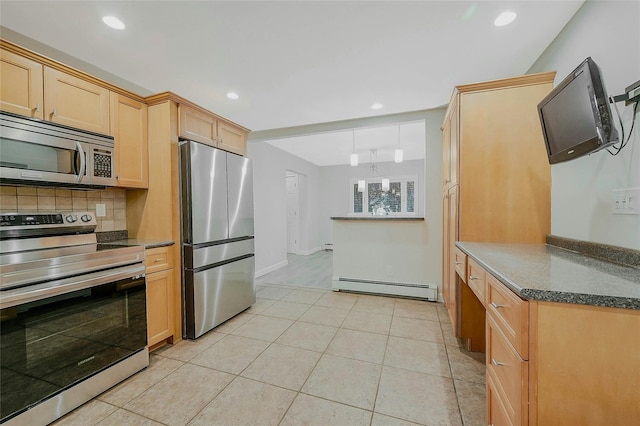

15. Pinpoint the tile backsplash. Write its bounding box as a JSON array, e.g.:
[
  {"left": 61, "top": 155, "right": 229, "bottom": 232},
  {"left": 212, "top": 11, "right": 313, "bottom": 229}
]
[{"left": 0, "top": 185, "right": 127, "bottom": 232}]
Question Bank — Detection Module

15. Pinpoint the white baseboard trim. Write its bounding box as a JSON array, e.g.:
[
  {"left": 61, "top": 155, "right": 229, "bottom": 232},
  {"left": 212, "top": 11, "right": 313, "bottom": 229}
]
[
  {"left": 255, "top": 259, "right": 289, "bottom": 278},
  {"left": 298, "top": 246, "right": 322, "bottom": 256},
  {"left": 332, "top": 277, "right": 438, "bottom": 301}
]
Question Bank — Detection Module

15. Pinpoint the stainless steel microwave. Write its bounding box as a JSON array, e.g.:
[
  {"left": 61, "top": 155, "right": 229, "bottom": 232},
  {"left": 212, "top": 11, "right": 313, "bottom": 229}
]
[{"left": 0, "top": 111, "right": 115, "bottom": 188}]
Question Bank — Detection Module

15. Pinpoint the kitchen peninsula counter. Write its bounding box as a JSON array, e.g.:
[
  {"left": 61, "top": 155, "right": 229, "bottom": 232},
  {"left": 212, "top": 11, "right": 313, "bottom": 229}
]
[
  {"left": 456, "top": 241, "right": 640, "bottom": 310},
  {"left": 331, "top": 216, "right": 424, "bottom": 221}
]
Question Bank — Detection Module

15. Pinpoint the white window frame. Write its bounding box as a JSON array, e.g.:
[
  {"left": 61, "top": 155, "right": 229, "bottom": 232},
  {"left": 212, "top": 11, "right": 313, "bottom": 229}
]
[{"left": 348, "top": 175, "right": 418, "bottom": 216}]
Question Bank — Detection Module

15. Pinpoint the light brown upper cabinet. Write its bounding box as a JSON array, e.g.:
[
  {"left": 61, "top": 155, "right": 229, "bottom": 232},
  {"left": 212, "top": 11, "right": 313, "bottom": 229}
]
[
  {"left": 178, "top": 104, "right": 247, "bottom": 156},
  {"left": 110, "top": 92, "right": 149, "bottom": 188},
  {"left": 442, "top": 95, "right": 458, "bottom": 191},
  {"left": 217, "top": 120, "right": 247, "bottom": 156},
  {"left": 44, "top": 67, "right": 110, "bottom": 135},
  {"left": 0, "top": 48, "right": 44, "bottom": 119},
  {"left": 179, "top": 104, "right": 217, "bottom": 147}
]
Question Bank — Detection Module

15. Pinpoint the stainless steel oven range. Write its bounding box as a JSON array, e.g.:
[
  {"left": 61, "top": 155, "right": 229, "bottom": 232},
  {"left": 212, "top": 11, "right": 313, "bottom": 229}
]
[{"left": 0, "top": 212, "right": 148, "bottom": 425}]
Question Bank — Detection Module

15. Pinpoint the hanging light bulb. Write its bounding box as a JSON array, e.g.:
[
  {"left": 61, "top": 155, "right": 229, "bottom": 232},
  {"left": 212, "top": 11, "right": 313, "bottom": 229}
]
[
  {"left": 382, "top": 178, "right": 390, "bottom": 192},
  {"left": 394, "top": 125, "right": 403, "bottom": 163},
  {"left": 358, "top": 179, "right": 365, "bottom": 192},
  {"left": 350, "top": 130, "right": 359, "bottom": 166}
]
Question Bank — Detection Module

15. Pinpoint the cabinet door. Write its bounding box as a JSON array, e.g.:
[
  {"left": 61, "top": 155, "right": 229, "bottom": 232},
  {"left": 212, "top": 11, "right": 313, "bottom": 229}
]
[
  {"left": 146, "top": 269, "right": 175, "bottom": 347},
  {"left": 110, "top": 92, "right": 148, "bottom": 188},
  {"left": 442, "top": 119, "right": 451, "bottom": 190},
  {"left": 448, "top": 97, "right": 459, "bottom": 186},
  {"left": 44, "top": 67, "right": 110, "bottom": 134},
  {"left": 0, "top": 49, "right": 44, "bottom": 119},
  {"left": 442, "top": 96, "right": 458, "bottom": 190},
  {"left": 442, "top": 190, "right": 450, "bottom": 309},
  {"left": 178, "top": 104, "right": 217, "bottom": 146},
  {"left": 445, "top": 186, "right": 459, "bottom": 333},
  {"left": 217, "top": 120, "right": 247, "bottom": 156}
]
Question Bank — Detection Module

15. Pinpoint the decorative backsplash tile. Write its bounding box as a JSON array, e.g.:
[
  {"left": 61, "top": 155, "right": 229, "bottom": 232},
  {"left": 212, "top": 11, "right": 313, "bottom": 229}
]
[{"left": 0, "top": 185, "right": 127, "bottom": 232}]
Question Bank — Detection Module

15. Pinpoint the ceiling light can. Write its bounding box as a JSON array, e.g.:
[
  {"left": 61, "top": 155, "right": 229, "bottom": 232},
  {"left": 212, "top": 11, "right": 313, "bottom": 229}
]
[
  {"left": 370, "top": 103, "right": 383, "bottom": 110},
  {"left": 494, "top": 11, "right": 517, "bottom": 27},
  {"left": 102, "top": 16, "right": 125, "bottom": 30},
  {"left": 226, "top": 92, "right": 239, "bottom": 100}
]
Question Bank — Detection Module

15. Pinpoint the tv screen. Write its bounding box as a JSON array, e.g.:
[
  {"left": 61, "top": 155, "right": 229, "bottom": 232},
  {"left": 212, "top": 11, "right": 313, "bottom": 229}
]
[{"left": 537, "top": 57, "right": 618, "bottom": 164}]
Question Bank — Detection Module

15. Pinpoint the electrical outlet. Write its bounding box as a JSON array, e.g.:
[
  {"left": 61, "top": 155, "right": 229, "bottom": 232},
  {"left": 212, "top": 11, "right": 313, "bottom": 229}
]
[
  {"left": 612, "top": 188, "right": 640, "bottom": 215},
  {"left": 96, "top": 203, "right": 106, "bottom": 217}
]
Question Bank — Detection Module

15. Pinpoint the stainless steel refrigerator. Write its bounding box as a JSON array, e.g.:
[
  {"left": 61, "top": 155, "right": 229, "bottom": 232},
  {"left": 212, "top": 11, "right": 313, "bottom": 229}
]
[{"left": 179, "top": 140, "right": 255, "bottom": 339}]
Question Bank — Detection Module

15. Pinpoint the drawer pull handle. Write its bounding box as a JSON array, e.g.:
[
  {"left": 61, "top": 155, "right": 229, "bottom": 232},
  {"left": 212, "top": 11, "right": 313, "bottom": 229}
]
[
  {"left": 455, "top": 262, "right": 463, "bottom": 265},
  {"left": 469, "top": 276, "right": 479, "bottom": 280},
  {"left": 154, "top": 258, "right": 164, "bottom": 262},
  {"left": 490, "top": 302, "right": 507, "bottom": 309},
  {"left": 492, "top": 359, "right": 507, "bottom": 367}
]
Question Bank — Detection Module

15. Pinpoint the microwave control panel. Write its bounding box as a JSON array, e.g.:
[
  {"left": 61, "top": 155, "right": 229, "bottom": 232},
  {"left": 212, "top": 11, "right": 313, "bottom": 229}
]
[{"left": 93, "top": 149, "right": 113, "bottom": 178}]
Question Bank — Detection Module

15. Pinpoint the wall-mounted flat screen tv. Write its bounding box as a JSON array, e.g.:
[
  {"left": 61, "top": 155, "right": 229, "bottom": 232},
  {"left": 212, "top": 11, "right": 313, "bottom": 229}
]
[{"left": 537, "top": 57, "right": 618, "bottom": 164}]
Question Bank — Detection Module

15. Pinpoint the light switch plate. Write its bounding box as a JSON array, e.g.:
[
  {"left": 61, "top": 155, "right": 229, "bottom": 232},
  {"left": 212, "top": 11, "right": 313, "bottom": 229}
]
[{"left": 612, "top": 188, "right": 640, "bottom": 215}]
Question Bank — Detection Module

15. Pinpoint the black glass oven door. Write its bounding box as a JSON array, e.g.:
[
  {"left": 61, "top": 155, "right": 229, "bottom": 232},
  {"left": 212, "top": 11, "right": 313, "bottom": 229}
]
[{"left": 0, "top": 276, "right": 146, "bottom": 423}]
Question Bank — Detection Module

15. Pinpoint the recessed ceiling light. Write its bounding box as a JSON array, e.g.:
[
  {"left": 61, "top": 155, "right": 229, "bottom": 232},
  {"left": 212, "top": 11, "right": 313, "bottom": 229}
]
[
  {"left": 102, "top": 16, "right": 125, "bottom": 30},
  {"left": 226, "top": 92, "right": 239, "bottom": 100},
  {"left": 370, "top": 102, "right": 383, "bottom": 110},
  {"left": 494, "top": 11, "right": 516, "bottom": 27}
]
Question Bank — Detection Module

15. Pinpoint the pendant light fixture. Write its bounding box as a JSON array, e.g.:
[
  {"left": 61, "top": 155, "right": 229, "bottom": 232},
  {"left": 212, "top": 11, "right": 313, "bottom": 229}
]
[
  {"left": 381, "top": 178, "right": 390, "bottom": 191},
  {"left": 358, "top": 149, "right": 389, "bottom": 192},
  {"left": 394, "top": 125, "right": 404, "bottom": 163},
  {"left": 350, "top": 130, "right": 359, "bottom": 166}
]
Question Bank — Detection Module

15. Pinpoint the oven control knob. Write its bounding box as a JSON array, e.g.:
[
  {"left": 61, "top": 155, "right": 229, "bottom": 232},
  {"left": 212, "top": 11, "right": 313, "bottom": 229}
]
[
  {"left": 81, "top": 214, "right": 93, "bottom": 223},
  {"left": 66, "top": 214, "right": 78, "bottom": 223}
]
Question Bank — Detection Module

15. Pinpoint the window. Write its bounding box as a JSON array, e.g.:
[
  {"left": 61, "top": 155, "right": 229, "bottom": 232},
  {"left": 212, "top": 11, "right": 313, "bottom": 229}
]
[{"left": 349, "top": 176, "right": 417, "bottom": 216}]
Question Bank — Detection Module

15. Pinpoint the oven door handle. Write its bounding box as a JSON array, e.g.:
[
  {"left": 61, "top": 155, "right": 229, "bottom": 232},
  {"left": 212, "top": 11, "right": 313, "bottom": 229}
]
[{"left": 0, "top": 263, "right": 146, "bottom": 309}]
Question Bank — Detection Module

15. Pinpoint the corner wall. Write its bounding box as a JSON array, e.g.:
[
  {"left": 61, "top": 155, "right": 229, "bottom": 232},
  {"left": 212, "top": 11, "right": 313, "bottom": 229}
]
[
  {"left": 527, "top": 0, "right": 640, "bottom": 249},
  {"left": 247, "top": 142, "right": 322, "bottom": 276}
]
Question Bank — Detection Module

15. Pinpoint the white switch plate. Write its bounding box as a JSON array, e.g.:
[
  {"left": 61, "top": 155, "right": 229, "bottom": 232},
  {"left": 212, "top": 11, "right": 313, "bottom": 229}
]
[
  {"left": 96, "top": 203, "right": 107, "bottom": 217},
  {"left": 612, "top": 188, "right": 640, "bottom": 215}
]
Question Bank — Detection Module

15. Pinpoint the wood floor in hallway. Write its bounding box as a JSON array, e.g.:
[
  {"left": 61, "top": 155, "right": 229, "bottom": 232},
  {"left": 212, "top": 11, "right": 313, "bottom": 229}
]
[{"left": 256, "top": 250, "right": 333, "bottom": 289}]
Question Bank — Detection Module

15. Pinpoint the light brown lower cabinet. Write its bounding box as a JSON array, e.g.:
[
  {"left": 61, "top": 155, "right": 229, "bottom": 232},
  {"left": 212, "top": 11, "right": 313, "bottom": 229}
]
[
  {"left": 464, "top": 259, "right": 640, "bottom": 426},
  {"left": 145, "top": 246, "right": 175, "bottom": 349}
]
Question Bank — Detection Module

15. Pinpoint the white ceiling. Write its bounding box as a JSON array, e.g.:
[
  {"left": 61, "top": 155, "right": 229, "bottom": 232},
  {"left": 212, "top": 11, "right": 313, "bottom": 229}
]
[
  {"left": 268, "top": 121, "right": 426, "bottom": 166},
  {"left": 0, "top": 1, "right": 584, "bottom": 165}
]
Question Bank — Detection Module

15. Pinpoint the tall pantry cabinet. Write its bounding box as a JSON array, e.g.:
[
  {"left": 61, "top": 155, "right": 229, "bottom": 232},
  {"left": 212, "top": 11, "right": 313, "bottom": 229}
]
[{"left": 441, "top": 72, "right": 555, "bottom": 347}]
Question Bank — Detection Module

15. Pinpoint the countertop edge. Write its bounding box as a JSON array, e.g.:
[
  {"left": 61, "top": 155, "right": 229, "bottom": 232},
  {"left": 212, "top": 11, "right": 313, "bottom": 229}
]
[
  {"left": 456, "top": 242, "right": 640, "bottom": 310},
  {"left": 331, "top": 216, "right": 424, "bottom": 221},
  {"left": 108, "top": 239, "right": 176, "bottom": 249}
]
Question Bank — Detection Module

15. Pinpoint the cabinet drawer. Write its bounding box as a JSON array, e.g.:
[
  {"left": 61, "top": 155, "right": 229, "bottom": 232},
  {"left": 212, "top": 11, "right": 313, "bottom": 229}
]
[
  {"left": 467, "top": 258, "right": 486, "bottom": 306},
  {"left": 454, "top": 247, "right": 467, "bottom": 281},
  {"left": 487, "top": 273, "right": 529, "bottom": 359},
  {"left": 487, "top": 314, "right": 528, "bottom": 426},
  {"left": 487, "top": 370, "right": 514, "bottom": 426},
  {"left": 145, "top": 246, "right": 174, "bottom": 274}
]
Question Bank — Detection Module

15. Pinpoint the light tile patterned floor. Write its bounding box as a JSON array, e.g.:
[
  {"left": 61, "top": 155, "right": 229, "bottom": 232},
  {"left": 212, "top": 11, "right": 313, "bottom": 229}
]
[{"left": 53, "top": 284, "right": 485, "bottom": 426}]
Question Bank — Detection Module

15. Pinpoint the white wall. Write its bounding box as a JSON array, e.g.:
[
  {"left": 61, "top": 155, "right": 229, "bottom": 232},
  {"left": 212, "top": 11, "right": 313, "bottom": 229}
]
[
  {"left": 247, "top": 142, "right": 322, "bottom": 276},
  {"left": 318, "top": 159, "right": 425, "bottom": 245},
  {"left": 527, "top": 0, "right": 640, "bottom": 249}
]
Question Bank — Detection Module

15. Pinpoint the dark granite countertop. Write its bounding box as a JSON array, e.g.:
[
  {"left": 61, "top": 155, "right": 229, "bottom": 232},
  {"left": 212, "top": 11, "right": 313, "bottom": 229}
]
[
  {"left": 331, "top": 216, "right": 424, "bottom": 221},
  {"left": 456, "top": 242, "right": 640, "bottom": 310},
  {"left": 108, "top": 239, "right": 175, "bottom": 250}
]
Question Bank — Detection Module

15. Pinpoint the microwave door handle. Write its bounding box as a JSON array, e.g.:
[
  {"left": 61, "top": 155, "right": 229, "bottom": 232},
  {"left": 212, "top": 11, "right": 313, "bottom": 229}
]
[{"left": 75, "top": 141, "right": 86, "bottom": 182}]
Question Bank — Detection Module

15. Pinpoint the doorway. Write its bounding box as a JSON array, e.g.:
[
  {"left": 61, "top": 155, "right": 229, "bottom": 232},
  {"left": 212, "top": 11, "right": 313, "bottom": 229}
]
[{"left": 286, "top": 170, "right": 300, "bottom": 254}]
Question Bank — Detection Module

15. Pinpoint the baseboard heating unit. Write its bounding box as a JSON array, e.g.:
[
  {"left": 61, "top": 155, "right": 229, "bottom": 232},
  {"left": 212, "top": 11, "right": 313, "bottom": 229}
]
[{"left": 333, "top": 278, "right": 437, "bottom": 301}]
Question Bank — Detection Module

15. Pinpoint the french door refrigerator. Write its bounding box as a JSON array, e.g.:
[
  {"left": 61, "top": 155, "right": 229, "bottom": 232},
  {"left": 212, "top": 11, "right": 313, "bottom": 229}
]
[{"left": 179, "top": 140, "right": 255, "bottom": 339}]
